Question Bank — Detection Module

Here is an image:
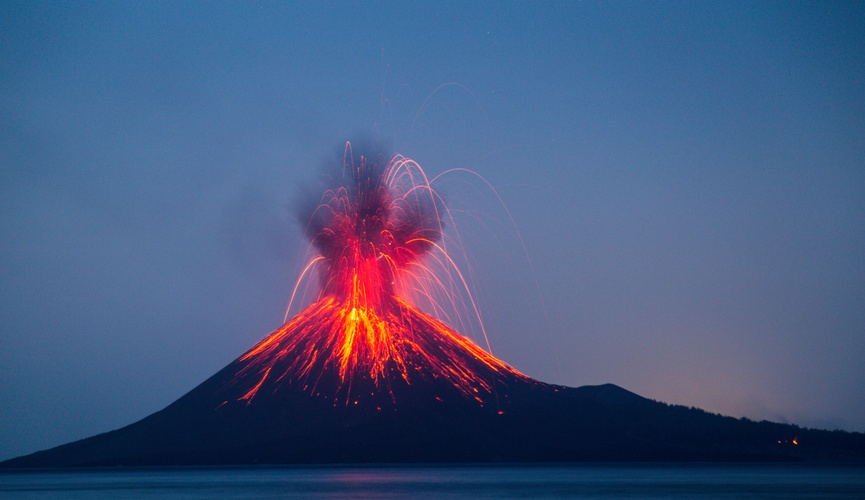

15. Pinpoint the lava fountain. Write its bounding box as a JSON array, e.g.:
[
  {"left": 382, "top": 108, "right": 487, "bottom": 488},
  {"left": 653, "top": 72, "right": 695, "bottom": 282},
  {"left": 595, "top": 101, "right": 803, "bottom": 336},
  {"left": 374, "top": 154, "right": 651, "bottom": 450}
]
[{"left": 226, "top": 143, "right": 531, "bottom": 408}]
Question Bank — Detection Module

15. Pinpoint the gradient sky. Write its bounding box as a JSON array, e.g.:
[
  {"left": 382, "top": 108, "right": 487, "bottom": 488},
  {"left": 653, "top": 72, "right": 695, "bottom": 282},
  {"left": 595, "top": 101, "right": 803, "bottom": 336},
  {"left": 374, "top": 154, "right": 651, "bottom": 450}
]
[{"left": 2, "top": 1, "right": 864, "bottom": 460}]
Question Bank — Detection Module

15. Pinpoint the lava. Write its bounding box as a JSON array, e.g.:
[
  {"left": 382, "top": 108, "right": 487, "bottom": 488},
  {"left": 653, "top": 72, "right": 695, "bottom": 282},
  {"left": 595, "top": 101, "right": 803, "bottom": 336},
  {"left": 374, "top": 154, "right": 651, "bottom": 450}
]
[{"left": 229, "top": 143, "right": 528, "bottom": 406}]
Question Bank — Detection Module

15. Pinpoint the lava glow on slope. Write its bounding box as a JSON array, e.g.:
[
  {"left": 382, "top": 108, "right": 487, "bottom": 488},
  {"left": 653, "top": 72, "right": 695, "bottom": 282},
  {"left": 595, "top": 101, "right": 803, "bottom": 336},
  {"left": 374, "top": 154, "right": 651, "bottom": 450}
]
[{"left": 229, "top": 143, "right": 530, "bottom": 407}]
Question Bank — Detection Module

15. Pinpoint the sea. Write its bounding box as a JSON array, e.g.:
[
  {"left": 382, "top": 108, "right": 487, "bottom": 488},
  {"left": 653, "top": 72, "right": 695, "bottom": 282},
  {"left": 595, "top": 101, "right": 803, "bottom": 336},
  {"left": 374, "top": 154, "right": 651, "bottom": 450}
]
[{"left": 2, "top": 464, "right": 864, "bottom": 498}]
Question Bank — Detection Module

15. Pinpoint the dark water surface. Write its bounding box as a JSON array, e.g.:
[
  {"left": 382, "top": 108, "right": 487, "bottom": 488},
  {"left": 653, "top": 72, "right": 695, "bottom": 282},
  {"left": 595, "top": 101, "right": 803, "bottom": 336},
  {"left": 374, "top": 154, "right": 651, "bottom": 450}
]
[{"left": 2, "top": 464, "right": 864, "bottom": 498}]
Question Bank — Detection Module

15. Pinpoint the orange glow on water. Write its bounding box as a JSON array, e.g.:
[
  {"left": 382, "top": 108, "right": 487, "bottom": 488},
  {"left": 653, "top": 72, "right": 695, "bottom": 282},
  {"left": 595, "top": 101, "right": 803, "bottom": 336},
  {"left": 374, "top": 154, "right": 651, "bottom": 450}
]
[{"left": 230, "top": 144, "right": 528, "bottom": 405}]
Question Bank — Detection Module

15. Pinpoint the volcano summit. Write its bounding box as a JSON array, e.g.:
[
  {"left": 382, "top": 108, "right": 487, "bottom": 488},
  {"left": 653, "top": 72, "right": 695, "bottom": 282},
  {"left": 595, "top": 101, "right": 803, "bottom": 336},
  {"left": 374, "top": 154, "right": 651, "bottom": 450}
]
[{"left": 4, "top": 145, "right": 863, "bottom": 467}]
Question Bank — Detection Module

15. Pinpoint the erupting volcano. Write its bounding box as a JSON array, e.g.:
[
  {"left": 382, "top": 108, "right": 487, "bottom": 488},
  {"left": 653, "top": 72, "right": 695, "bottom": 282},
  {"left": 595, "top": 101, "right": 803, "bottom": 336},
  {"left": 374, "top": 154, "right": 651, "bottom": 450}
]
[
  {"left": 4, "top": 143, "right": 864, "bottom": 467},
  {"left": 226, "top": 144, "right": 532, "bottom": 410}
]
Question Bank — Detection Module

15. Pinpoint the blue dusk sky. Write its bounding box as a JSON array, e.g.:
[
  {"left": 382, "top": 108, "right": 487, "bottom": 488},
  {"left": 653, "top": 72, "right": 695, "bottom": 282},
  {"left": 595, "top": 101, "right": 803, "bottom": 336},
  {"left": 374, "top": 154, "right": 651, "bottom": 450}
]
[{"left": 1, "top": 1, "right": 863, "bottom": 460}]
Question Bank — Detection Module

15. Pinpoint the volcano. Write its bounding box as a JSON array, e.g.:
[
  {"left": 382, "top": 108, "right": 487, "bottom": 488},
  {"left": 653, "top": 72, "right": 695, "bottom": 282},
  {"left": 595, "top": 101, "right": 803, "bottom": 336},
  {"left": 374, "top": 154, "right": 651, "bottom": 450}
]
[{"left": 4, "top": 145, "right": 864, "bottom": 467}]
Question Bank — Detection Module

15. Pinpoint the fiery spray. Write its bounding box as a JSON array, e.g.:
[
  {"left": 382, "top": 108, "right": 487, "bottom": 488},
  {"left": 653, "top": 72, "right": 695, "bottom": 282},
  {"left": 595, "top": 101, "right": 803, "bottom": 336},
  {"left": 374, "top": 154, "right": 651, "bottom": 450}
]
[{"left": 229, "top": 142, "right": 529, "bottom": 406}]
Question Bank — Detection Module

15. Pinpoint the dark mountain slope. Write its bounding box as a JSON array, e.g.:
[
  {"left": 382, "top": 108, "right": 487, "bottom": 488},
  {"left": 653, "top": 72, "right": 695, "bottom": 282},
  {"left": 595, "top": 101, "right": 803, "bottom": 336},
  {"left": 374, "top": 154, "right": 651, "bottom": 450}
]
[{"left": 5, "top": 375, "right": 863, "bottom": 467}]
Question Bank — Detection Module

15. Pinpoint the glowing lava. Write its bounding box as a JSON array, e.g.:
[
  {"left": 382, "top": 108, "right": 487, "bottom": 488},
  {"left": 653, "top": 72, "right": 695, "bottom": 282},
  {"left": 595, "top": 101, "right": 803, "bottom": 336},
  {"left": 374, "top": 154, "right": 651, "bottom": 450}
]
[{"left": 229, "top": 143, "right": 529, "bottom": 406}]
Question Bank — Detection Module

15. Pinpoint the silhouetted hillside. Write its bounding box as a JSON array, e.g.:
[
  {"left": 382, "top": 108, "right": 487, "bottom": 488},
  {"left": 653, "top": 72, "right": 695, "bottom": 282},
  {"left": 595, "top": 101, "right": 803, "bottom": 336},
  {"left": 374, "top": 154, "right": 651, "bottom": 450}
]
[{"left": 4, "top": 377, "right": 863, "bottom": 467}]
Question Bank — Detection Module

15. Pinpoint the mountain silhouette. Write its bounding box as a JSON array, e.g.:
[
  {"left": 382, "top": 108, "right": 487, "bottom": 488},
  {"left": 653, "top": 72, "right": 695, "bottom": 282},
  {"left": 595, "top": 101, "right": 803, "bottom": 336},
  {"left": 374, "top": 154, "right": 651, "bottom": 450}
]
[{"left": 3, "top": 301, "right": 864, "bottom": 467}]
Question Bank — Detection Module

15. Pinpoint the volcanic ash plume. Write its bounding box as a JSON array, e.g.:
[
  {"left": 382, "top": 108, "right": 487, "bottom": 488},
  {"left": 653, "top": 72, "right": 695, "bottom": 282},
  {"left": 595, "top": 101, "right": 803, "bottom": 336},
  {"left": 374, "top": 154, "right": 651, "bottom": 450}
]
[{"left": 222, "top": 143, "right": 530, "bottom": 408}]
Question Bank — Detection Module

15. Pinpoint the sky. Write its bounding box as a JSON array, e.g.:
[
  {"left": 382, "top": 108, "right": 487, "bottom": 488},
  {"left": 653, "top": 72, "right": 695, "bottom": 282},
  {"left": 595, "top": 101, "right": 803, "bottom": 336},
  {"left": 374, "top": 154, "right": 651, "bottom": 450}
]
[{"left": 1, "top": 1, "right": 864, "bottom": 461}]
